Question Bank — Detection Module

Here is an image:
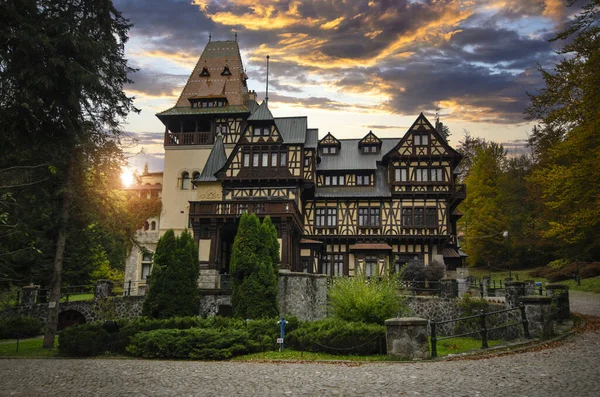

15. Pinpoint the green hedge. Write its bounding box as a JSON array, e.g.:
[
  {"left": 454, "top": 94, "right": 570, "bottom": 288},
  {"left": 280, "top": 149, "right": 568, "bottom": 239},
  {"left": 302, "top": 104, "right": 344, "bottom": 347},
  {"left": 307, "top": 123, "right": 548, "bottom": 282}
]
[
  {"left": 126, "top": 328, "right": 260, "bottom": 360},
  {"left": 287, "top": 318, "right": 386, "bottom": 355},
  {"left": 58, "top": 316, "right": 299, "bottom": 357},
  {"left": 0, "top": 316, "right": 43, "bottom": 339}
]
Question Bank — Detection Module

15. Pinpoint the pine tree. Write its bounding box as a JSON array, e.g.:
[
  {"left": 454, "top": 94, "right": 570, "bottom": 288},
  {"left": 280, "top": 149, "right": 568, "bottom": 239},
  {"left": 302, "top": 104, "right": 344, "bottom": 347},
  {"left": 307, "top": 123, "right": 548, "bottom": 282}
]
[{"left": 142, "top": 230, "right": 200, "bottom": 318}]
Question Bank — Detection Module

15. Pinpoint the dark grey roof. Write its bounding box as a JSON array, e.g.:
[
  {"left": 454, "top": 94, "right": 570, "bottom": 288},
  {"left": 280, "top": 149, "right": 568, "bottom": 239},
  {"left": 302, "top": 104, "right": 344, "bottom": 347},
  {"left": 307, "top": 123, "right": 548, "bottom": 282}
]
[
  {"left": 317, "top": 138, "right": 398, "bottom": 171},
  {"left": 197, "top": 134, "right": 227, "bottom": 182},
  {"left": 274, "top": 117, "right": 308, "bottom": 144},
  {"left": 248, "top": 100, "right": 274, "bottom": 121},
  {"left": 315, "top": 166, "right": 391, "bottom": 198},
  {"left": 305, "top": 128, "right": 318, "bottom": 149}
]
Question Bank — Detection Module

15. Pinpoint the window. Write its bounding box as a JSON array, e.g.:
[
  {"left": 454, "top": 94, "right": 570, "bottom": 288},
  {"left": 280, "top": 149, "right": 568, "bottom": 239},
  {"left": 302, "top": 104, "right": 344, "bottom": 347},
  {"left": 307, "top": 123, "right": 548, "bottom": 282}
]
[
  {"left": 415, "top": 168, "right": 428, "bottom": 182},
  {"left": 394, "top": 254, "right": 421, "bottom": 274},
  {"left": 414, "top": 134, "right": 429, "bottom": 146},
  {"left": 253, "top": 153, "right": 259, "bottom": 167},
  {"left": 143, "top": 221, "right": 149, "bottom": 231},
  {"left": 253, "top": 126, "right": 270, "bottom": 136},
  {"left": 357, "top": 174, "right": 371, "bottom": 186},
  {"left": 395, "top": 168, "right": 408, "bottom": 182},
  {"left": 243, "top": 153, "right": 250, "bottom": 167},
  {"left": 414, "top": 208, "right": 424, "bottom": 226},
  {"left": 280, "top": 151, "right": 287, "bottom": 166},
  {"left": 430, "top": 168, "right": 443, "bottom": 182},
  {"left": 365, "top": 256, "right": 378, "bottom": 277},
  {"left": 402, "top": 208, "right": 413, "bottom": 226},
  {"left": 221, "top": 66, "right": 231, "bottom": 76},
  {"left": 304, "top": 157, "right": 310, "bottom": 167},
  {"left": 327, "top": 208, "right": 337, "bottom": 227},
  {"left": 425, "top": 208, "right": 437, "bottom": 226},
  {"left": 181, "top": 172, "right": 190, "bottom": 189},
  {"left": 200, "top": 67, "right": 210, "bottom": 76},
  {"left": 322, "top": 254, "right": 344, "bottom": 276},
  {"left": 150, "top": 221, "right": 156, "bottom": 231},
  {"left": 322, "top": 147, "right": 330, "bottom": 154},
  {"left": 325, "top": 175, "right": 331, "bottom": 186},
  {"left": 362, "top": 145, "right": 377, "bottom": 154},
  {"left": 271, "top": 153, "right": 278, "bottom": 167},
  {"left": 141, "top": 252, "right": 153, "bottom": 280},
  {"left": 191, "top": 171, "right": 200, "bottom": 189},
  {"left": 216, "top": 124, "right": 228, "bottom": 134},
  {"left": 339, "top": 175, "right": 345, "bottom": 185},
  {"left": 262, "top": 153, "right": 268, "bottom": 167},
  {"left": 316, "top": 207, "right": 337, "bottom": 228},
  {"left": 358, "top": 207, "right": 380, "bottom": 227},
  {"left": 321, "top": 146, "right": 337, "bottom": 154}
]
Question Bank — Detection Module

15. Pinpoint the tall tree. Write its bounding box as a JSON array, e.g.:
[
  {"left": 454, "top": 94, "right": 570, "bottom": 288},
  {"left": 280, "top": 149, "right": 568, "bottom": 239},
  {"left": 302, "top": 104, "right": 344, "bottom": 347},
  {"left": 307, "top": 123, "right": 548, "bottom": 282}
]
[
  {"left": 526, "top": 0, "right": 600, "bottom": 261},
  {"left": 0, "top": 0, "right": 137, "bottom": 347},
  {"left": 230, "top": 214, "right": 279, "bottom": 319},
  {"left": 142, "top": 230, "right": 200, "bottom": 318}
]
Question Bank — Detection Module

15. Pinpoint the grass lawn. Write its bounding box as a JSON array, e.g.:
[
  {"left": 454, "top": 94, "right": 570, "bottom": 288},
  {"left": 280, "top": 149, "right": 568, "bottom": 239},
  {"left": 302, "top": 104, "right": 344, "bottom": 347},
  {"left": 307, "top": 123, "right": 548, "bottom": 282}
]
[
  {"left": 466, "top": 268, "right": 548, "bottom": 284},
  {"left": 552, "top": 276, "right": 600, "bottom": 294},
  {"left": 0, "top": 336, "right": 58, "bottom": 357},
  {"left": 233, "top": 337, "right": 503, "bottom": 361},
  {"left": 60, "top": 293, "right": 94, "bottom": 302}
]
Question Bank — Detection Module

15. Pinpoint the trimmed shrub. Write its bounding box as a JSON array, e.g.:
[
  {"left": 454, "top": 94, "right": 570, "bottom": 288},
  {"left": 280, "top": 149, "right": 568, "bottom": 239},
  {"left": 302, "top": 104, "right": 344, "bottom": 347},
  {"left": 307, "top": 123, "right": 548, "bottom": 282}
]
[
  {"left": 126, "top": 328, "right": 259, "bottom": 360},
  {"left": 0, "top": 316, "right": 43, "bottom": 339},
  {"left": 328, "top": 273, "right": 409, "bottom": 324},
  {"left": 528, "top": 262, "right": 600, "bottom": 282},
  {"left": 287, "top": 318, "right": 386, "bottom": 355},
  {"left": 58, "top": 323, "right": 110, "bottom": 357}
]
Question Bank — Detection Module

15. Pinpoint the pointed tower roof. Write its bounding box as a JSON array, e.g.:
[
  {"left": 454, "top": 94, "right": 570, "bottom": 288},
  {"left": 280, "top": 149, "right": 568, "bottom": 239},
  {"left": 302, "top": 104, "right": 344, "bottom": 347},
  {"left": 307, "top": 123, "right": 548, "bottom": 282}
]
[
  {"left": 248, "top": 100, "right": 274, "bottom": 121},
  {"left": 197, "top": 134, "right": 227, "bottom": 182},
  {"left": 157, "top": 41, "right": 248, "bottom": 118}
]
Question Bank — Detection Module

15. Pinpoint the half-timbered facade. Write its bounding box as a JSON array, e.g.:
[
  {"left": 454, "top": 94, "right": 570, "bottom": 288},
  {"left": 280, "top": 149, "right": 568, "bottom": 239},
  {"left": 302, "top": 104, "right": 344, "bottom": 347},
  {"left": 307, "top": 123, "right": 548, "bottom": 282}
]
[{"left": 124, "top": 39, "right": 465, "bottom": 291}]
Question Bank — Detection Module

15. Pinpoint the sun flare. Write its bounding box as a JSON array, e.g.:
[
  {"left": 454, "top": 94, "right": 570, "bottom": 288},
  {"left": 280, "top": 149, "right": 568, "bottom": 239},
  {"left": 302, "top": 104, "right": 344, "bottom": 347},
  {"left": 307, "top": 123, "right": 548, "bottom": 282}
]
[{"left": 121, "top": 169, "right": 135, "bottom": 187}]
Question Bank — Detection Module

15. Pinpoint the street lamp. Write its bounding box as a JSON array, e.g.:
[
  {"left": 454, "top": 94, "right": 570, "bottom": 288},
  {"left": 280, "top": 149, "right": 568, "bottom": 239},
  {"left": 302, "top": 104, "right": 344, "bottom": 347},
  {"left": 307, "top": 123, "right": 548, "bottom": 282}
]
[{"left": 503, "top": 231, "right": 511, "bottom": 280}]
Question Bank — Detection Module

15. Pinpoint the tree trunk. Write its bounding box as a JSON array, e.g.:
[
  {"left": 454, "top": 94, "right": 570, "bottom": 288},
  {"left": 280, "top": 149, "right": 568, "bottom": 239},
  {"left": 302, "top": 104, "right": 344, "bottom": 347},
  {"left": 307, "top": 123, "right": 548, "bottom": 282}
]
[{"left": 42, "top": 150, "right": 76, "bottom": 348}]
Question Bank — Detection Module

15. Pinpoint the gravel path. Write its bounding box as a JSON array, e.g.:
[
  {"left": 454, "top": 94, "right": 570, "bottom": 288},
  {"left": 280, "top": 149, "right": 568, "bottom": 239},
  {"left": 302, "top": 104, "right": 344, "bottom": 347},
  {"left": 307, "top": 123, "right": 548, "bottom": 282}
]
[{"left": 569, "top": 290, "right": 600, "bottom": 316}]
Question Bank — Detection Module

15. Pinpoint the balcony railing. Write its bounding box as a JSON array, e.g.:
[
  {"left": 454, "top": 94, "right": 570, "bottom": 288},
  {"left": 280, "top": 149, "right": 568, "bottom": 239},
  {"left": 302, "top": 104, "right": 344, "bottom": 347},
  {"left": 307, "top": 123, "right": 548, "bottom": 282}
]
[
  {"left": 189, "top": 199, "right": 302, "bottom": 228},
  {"left": 164, "top": 131, "right": 214, "bottom": 146}
]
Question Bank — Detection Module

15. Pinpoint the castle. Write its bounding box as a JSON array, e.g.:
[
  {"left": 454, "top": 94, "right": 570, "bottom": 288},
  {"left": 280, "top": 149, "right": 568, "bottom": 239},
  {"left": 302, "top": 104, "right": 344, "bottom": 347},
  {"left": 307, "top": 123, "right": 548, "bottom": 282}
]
[{"left": 124, "top": 40, "right": 465, "bottom": 294}]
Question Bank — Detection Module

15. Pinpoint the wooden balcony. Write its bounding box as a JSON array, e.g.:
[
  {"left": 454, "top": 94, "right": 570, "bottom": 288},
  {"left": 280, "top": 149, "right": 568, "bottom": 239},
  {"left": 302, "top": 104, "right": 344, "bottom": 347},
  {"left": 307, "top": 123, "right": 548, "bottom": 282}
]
[
  {"left": 164, "top": 131, "right": 214, "bottom": 146},
  {"left": 189, "top": 199, "right": 303, "bottom": 230},
  {"left": 450, "top": 184, "right": 466, "bottom": 205}
]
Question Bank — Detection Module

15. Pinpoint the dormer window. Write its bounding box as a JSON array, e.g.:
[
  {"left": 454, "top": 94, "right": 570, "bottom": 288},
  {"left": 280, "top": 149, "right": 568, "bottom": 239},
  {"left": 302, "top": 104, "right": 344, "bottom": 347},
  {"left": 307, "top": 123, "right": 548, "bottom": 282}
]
[
  {"left": 414, "top": 134, "right": 429, "bottom": 146},
  {"left": 221, "top": 66, "right": 232, "bottom": 76},
  {"left": 189, "top": 98, "right": 228, "bottom": 109},
  {"left": 200, "top": 67, "right": 210, "bottom": 76},
  {"left": 362, "top": 145, "right": 378, "bottom": 154},
  {"left": 322, "top": 146, "right": 337, "bottom": 155}
]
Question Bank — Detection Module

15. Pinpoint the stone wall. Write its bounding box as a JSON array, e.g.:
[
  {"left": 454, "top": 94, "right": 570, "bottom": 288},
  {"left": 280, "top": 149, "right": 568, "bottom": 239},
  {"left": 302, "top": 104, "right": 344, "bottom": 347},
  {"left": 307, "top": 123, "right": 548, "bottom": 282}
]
[
  {"left": 0, "top": 296, "right": 145, "bottom": 326},
  {"left": 199, "top": 291, "right": 231, "bottom": 317},
  {"left": 277, "top": 271, "right": 328, "bottom": 321}
]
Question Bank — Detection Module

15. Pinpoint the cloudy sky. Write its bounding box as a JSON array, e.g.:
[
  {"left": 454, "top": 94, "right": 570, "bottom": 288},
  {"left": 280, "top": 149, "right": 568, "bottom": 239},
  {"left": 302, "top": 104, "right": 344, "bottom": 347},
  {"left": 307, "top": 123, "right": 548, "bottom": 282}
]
[{"left": 116, "top": 0, "right": 582, "bottom": 172}]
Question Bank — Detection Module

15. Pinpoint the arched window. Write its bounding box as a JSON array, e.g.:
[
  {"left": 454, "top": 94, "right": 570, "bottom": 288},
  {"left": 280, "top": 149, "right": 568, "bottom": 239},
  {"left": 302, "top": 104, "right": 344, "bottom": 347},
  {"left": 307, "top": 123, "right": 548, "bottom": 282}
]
[
  {"left": 143, "top": 221, "right": 149, "bottom": 231},
  {"left": 181, "top": 171, "right": 190, "bottom": 190},
  {"left": 151, "top": 221, "right": 156, "bottom": 230},
  {"left": 191, "top": 171, "right": 200, "bottom": 189}
]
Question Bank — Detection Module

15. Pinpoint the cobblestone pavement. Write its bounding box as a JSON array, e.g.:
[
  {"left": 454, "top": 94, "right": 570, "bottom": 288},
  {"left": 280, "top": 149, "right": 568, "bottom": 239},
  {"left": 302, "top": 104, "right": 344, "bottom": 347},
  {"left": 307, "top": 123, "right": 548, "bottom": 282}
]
[{"left": 1, "top": 293, "right": 598, "bottom": 397}]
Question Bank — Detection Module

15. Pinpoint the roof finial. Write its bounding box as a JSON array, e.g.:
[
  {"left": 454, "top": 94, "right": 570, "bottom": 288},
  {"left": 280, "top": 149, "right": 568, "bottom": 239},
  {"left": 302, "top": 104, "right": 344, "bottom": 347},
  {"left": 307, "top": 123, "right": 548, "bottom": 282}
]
[
  {"left": 209, "top": 32, "right": 212, "bottom": 43},
  {"left": 234, "top": 32, "right": 238, "bottom": 42},
  {"left": 265, "top": 55, "right": 270, "bottom": 104}
]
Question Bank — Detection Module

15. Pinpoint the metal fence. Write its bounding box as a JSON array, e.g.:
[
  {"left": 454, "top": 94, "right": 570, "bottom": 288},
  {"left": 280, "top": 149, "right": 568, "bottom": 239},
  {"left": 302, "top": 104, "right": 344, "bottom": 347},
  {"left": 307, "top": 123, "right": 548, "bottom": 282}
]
[{"left": 430, "top": 304, "right": 530, "bottom": 358}]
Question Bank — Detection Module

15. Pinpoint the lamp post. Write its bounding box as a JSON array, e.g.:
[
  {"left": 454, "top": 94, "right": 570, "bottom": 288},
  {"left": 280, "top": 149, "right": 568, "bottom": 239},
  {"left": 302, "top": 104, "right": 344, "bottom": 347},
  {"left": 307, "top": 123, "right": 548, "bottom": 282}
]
[{"left": 503, "top": 231, "right": 511, "bottom": 280}]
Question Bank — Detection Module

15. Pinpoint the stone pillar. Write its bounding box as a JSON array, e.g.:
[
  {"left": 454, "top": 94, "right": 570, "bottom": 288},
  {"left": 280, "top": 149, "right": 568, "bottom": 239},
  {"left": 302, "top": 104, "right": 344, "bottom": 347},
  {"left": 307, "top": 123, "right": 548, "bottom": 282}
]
[
  {"left": 94, "top": 279, "right": 113, "bottom": 300},
  {"left": 385, "top": 317, "right": 429, "bottom": 360},
  {"left": 440, "top": 279, "right": 458, "bottom": 299},
  {"left": 546, "top": 284, "right": 570, "bottom": 321},
  {"left": 524, "top": 280, "right": 536, "bottom": 296},
  {"left": 21, "top": 285, "right": 40, "bottom": 306},
  {"left": 520, "top": 296, "right": 554, "bottom": 339},
  {"left": 504, "top": 281, "right": 526, "bottom": 308}
]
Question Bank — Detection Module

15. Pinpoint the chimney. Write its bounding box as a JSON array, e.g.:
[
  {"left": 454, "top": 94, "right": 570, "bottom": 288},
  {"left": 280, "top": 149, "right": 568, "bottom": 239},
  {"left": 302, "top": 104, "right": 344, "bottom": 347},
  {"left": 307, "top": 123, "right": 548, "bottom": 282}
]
[{"left": 248, "top": 90, "right": 257, "bottom": 101}]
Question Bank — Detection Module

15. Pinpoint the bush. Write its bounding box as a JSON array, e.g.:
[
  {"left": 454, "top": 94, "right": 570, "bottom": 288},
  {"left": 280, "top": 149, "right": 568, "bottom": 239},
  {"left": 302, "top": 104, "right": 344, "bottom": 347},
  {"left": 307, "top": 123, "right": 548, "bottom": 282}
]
[
  {"left": 58, "top": 315, "right": 296, "bottom": 357},
  {"left": 528, "top": 262, "right": 600, "bottom": 282},
  {"left": 454, "top": 294, "right": 490, "bottom": 336},
  {"left": 402, "top": 260, "right": 445, "bottom": 282},
  {"left": 287, "top": 318, "right": 386, "bottom": 355},
  {"left": 0, "top": 316, "right": 43, "bottom": 339},
  {"left": 126, "top": 328, "right": 261, "bottom": 360},
  {"left": 328, "top": 273, "right": 409, "bottom": 324},
  {"left": 58, "top": 323, "right": 110, "bottom": 357}
]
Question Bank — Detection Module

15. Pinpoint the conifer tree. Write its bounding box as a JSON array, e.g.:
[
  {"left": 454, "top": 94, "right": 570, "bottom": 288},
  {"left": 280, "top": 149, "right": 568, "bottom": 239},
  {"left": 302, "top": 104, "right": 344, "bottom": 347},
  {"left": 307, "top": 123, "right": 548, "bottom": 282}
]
[{"left": 142, "top": 230, "right": 200, "bottom": 318}]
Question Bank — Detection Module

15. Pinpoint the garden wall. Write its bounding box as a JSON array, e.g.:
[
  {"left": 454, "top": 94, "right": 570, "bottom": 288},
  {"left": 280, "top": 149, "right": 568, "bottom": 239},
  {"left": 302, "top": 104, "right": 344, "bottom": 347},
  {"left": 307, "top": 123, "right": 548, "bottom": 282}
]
[{"left": 277, "top": 271, "right": 328, "bottom": 321}]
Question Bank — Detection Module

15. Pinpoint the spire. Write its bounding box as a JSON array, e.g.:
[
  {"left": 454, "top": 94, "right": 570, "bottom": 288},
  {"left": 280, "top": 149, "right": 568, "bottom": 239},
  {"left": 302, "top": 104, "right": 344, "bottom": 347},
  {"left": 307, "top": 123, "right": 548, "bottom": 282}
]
[
  {"left": 234, "top": 32, "right": 238, "bottom": 42},
  {"left": 209, "top": 32, "right": 212, "bottom": 43},
  {"left": 265, "top": 55, "right": 270, "bottom": 104}
]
